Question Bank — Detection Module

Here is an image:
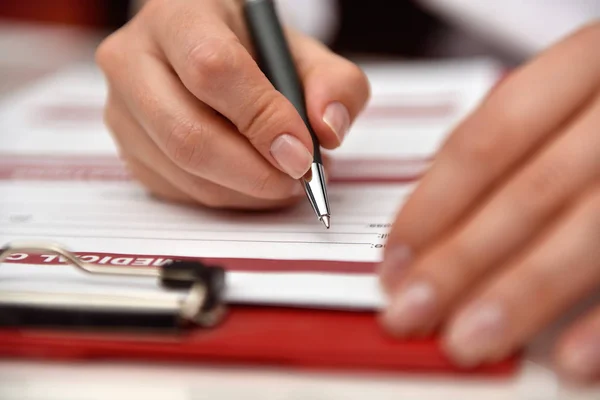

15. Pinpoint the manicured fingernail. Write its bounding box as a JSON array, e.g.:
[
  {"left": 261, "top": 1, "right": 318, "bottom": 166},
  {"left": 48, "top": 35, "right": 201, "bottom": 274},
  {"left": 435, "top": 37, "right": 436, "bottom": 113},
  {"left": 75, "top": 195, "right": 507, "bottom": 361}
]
[
  {"left": 270, "top": 134, "right": 313, "bottom": 179},
  {"left": 378, "top": 245, "right": 412, "bottom": 292},
  {"left": 382, "top": 281, "right": 436, "bottom": 335},
  {"left": 559, "top": 337, "right": 600, "bottom": 382},
  {"left": 323, "top": 102, "right": 350, "bottom": 143},
  {"left": 445, "top": 302, "right": 505, "bottom": 367}
]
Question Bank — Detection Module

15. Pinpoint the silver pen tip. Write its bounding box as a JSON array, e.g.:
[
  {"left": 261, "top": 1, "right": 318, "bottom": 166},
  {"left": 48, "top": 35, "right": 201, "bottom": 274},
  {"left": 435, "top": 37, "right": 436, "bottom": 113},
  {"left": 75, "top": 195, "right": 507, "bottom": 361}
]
[{"left": 320, "top": 215, "right": 330, "bottom": 229}]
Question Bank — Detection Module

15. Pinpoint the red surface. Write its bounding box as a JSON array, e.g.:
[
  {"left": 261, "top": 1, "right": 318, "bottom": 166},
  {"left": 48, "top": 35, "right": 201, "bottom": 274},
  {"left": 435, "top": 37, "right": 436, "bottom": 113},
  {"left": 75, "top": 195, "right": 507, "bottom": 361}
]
[
  {"left": 0, "top": 305, "right": 519, "bottom": 376},
  {"left": 0, "top": 0, "right": 107, "bottom": 26}
]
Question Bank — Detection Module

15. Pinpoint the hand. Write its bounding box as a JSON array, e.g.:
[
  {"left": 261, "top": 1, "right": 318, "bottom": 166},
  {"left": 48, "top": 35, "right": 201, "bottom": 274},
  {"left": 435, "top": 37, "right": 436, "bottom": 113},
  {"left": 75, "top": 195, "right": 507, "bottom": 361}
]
[
  {"left": 379, "top": 22, "right": 600, "bottom": 383},
  {"left": 96, "top": 0, "right": 369, "bottom": 210}
]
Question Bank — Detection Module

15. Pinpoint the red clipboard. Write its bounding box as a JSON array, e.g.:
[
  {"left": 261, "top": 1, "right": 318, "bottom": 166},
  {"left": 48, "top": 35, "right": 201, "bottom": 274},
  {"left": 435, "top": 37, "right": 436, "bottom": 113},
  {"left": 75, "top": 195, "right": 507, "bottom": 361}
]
[
  {"left": 0, "top": 306, "right": 519, "bottom": 375},
  {"left": 0, "top": 255, "right": 520, "bottom": 376},
  {"left": 0, "top": 64, "right": 517, "bottom": 376}
]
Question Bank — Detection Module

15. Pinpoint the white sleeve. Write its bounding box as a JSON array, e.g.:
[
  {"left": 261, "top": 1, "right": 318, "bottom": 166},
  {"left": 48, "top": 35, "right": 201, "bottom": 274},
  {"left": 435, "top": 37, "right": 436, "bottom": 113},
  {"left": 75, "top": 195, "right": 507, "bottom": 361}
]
[
  {"left": 274, "top": 0, "right": 340, "bottom": 43},
  {"left": 418, "top": 0, "right": 600, "bottom": 56}
]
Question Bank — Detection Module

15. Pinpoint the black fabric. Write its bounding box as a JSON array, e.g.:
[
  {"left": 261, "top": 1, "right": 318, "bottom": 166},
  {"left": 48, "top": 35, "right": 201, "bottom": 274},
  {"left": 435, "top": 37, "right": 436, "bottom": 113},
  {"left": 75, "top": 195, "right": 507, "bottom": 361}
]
[
  {"left": 108, "top": 1, "right": 444, "bottom": 56},
  {"left": 105, "top": 0, "right": 131, "bottom": 29},
  {"left": 330, "top": 0, "right": 445, "bottom": 57}
]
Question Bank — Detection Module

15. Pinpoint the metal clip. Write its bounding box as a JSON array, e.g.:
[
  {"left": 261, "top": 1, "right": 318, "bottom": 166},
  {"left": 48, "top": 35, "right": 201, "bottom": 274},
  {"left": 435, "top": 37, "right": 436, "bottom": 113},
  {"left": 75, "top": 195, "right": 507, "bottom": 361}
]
[{"left": 0, "top": 241, "right": 227, "bottom": 329}]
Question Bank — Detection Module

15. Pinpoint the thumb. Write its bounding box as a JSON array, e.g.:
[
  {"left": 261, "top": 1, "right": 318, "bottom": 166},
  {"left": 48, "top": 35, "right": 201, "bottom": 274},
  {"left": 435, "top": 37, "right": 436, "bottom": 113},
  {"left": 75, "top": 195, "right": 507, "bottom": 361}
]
[{"left": 289, "top": 30, "right": 371, "bottom": 149}]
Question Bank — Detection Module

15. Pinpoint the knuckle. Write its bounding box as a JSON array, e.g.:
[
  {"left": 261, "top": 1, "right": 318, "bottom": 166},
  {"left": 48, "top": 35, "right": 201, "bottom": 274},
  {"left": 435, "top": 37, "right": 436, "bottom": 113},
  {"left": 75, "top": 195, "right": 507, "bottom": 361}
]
[
  {"left": 443, "top": 236, "right": 482, "bottom": 276},
  {"left": 248, "top": 170, "right": 280, "bottom": 198},
  {"left": 515, "top": 161, "right": 568, "bottom": 212},
  {"left": 165, "top": 119, "right": 211, "bottom": 171},
  {"left": 239, "top": 91, "right": 284, "bottom": 144},
  {"left": 572, "top": 20, "right": 600, "bottom": 43},
  {"left": 446, "top": 127, "right": 503, "bottom": 165},
  {"left": 473, "top": 79, "right": 534, "bottom": 139},
  {"left": 95, "top": 33, "right": 122, "bottom": 75},
  {"left": 495, "top": 95, "right": 534, "bottom": 133},
  {"left": 443, "top": 79, "right": 538, "bottom": 166},
  {"left": 186, "top": 38, "right": 238, "bottom": 92},
  {"left": 342, "top": 62, "right": 371, "bottom": 102}
]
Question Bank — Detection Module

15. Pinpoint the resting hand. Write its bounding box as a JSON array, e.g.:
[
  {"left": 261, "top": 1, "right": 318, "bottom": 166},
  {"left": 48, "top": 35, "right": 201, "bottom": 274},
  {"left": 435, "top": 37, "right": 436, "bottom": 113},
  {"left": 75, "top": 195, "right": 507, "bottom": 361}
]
[{"left": 380, "top": 22, "right": 600, "bottom": 383}]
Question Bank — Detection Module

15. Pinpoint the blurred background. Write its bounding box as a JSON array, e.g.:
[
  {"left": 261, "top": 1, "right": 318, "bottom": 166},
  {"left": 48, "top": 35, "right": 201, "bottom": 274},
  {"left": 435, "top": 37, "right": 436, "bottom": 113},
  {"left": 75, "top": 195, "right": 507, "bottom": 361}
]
[
  {"left": 0, "top": 0, "right": 597, "bottom": 100},
  {"left": 0, "top": 0, "right": 502, "bottom": 101},
  {"left": 0, "top": 0, "right": 129, "bottom": 28},
  {"left": 0, "top": 0, "right": 521, "bottom": 62}
]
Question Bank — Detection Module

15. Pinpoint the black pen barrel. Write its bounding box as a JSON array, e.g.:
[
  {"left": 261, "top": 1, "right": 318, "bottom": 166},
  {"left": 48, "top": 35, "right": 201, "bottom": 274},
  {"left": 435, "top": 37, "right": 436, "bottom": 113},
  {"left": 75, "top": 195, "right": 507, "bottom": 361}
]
[{"left": 243, "top": 0, "right": 322, "bottom": 162}]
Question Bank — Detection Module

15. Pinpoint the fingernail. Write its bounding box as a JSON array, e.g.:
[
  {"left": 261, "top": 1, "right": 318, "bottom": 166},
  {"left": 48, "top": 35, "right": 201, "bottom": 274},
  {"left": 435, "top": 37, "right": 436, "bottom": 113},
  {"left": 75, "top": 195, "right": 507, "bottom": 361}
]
[
  {"left": 445, "top": 302, "right": 505, "bottom": 367},
  {"left": 323, "top": 102, "right": 350, "bottom": 143},
  {"left": 378, "top": 245, "right": 412, "bottom": 293},
  {"left": 382, "top": 281, "right": 436, "bottom": 335},
  {"left": 559, "top": 337, "right": 600, "bottom": 382},
  {"left": 270, "top": 134, "right": 313, "bottom": 179}
]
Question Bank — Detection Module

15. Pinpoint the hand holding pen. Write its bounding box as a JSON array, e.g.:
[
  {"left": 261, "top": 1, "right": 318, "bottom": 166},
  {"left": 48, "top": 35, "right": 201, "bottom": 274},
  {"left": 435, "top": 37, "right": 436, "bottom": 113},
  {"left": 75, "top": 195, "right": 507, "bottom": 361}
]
[{"left": 96, "top": 0, "right": 369, "bottom": 217}]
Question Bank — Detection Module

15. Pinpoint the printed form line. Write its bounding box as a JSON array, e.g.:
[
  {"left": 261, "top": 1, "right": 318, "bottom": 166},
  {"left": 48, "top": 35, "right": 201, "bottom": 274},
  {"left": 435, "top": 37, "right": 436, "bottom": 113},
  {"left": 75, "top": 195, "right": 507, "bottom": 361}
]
[
  {"left": 6, "top": 223, "right": 380, "bottom": 236},
  {"left": 4, "top": 232, "right": 374, "bottom": 246}
]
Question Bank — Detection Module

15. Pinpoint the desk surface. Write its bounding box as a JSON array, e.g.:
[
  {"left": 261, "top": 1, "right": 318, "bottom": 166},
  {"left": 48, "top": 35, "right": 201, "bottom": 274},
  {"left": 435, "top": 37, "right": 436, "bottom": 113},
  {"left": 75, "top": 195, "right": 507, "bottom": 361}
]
[{"left": 0, "top": 20, "right": 599, "bottom": 400}]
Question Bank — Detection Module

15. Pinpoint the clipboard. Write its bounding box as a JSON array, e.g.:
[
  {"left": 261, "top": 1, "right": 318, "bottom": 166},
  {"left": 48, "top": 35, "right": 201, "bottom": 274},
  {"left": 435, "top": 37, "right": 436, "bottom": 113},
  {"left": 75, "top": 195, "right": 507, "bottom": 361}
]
[{"left": 0, "top": 241, "right": 519, "bottom": 376}]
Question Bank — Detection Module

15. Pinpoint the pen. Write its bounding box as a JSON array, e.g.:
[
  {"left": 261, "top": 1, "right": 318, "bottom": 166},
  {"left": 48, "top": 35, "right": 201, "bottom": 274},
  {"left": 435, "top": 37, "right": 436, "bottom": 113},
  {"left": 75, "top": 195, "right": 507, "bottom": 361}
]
[{"left": 243, "top": 0, "right": 331, "bottom": 229}]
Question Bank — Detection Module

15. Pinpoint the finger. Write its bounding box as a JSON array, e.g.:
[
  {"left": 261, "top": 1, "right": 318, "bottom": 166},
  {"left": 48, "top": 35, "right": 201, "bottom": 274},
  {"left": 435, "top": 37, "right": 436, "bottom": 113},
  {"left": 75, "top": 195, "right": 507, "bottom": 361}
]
[
  {"left": 104, "top": 95, "right": 303, "bottom": 210},
  {"left": 556, "top": 305, "right": 600, "bottom": 383},
  {"left": 96, "top": 38, "right": 303, "bottom": 201},
  {"left": 146, "top": 3, "right": 315, "bottom": 179},
  {"left": 121, "top": 152, "right": 195, "bottom": 205},
  {"left": 439, "top": 185, "right": 600, "bottom": 367},
  {"left": 382, "top": 23, "right": 600, "bottom": 266},
  {"left": 287, "top": 29, "right": 371, "bottom": 149},
  {"left": 380, "top": 89, "right": 600, "bottom": 335}
]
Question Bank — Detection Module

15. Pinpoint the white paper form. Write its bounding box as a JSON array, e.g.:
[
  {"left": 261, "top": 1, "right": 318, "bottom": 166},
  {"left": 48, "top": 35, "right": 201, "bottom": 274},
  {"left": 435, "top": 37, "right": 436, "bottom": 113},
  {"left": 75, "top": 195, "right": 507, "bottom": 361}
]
[
  {"left": 336, "top": 58, "right": 501, "bottom": 160},
  {"left": 0, "top": 180, "right": 412, "bottom": 262},
  {"left": 0, "top": 58, "right": 500, "bottom": 163},
  {"left": 0, "top": 66, "right": 114, "bottom": 155},
  {"left": 0, "top": 156, "right": 415, "bottom": 309}
]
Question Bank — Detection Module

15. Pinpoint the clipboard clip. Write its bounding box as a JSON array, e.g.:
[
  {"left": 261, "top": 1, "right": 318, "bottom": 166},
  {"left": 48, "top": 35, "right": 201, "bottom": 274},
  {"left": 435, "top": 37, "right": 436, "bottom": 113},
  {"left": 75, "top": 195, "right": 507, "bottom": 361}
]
[{"left": 0, "top": 241, "right": 227, "bottom": 330}]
